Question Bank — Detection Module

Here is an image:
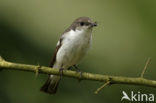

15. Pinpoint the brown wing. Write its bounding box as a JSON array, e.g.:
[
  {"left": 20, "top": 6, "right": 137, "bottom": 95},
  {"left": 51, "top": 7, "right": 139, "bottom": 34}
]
[
  {"left": 49, "top": 20, "right": 74, "bottom": 67},
  {"left": 49, "top": 38, "right": 63, "bottom": 67}
]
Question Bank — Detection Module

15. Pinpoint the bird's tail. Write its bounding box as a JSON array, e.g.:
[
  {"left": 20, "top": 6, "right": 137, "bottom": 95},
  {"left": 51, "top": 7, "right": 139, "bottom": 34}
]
[{"left": 40, "top": 75, "right": 60, "bottom": 94}]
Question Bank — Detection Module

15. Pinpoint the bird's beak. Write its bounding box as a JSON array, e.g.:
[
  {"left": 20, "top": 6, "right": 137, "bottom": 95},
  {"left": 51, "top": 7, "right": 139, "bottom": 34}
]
[{"left": 91, "top": 22, "right": 97, "bottom": 27}]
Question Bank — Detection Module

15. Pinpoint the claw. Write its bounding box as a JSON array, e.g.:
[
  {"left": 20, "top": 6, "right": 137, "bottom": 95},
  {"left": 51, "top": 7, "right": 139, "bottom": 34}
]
[
  {"left": 73, "top": 65, "right": 80, "bottom": 71},
  {"left": 73, "top": 65, "right": 82, "bottom": 82},
  {"left": 59, "top": 68, "right": 64, "bottom": 79},
  {"left": 68, "top": 66, "right": 73, "bottom": 70},
  {"left": 78, "top": 71, "right": 82, "bottom": 82}
]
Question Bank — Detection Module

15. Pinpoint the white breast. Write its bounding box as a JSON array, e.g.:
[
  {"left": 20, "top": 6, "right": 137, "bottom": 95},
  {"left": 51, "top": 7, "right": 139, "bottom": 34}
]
[{"left": 54, "top": 29, "right": 92, "bottom": 69}]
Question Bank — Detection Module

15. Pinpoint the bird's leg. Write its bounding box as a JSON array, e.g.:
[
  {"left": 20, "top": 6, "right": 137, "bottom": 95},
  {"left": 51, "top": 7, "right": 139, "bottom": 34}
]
[
  {"left": 68, "top": 66, "right": 73, "bottom": 70},
  {"left": 68, "top": 65, "right": 80, "bottom": 71},
  {"left": 73, "top": 65, "right": 80, "bottom": 71},
  {"left": 59, "top": 68, "right": 64, "bottom": 79},
  {"left": 73, "top": 65, "right": 82, "bottom": 82}
]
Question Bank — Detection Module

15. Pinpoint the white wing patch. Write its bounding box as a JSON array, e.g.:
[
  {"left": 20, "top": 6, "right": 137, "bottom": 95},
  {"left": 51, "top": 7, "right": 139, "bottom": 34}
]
[{"left": 56, "top": 40, "right": 60, "bottom": 46}]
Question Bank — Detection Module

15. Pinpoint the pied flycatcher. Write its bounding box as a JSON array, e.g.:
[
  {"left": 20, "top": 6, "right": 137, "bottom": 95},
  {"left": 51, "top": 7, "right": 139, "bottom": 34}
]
[{"left": 40, "top": 17, "right": 97, "bottom": 94}]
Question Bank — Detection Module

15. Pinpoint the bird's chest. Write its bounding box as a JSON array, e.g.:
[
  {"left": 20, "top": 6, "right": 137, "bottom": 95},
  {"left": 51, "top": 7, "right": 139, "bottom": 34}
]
[
  {"left": 64, "top": 30, "right": 92, "bottom": 54},
  {"left": 59, "top": 30, "right": 92, "bottom": 66}
]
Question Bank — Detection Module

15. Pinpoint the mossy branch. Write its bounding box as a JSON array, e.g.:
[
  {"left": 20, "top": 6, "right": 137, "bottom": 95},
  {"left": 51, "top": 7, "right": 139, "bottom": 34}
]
[{"left": 0, "top": 57, "right": 156, "bottom": 94}]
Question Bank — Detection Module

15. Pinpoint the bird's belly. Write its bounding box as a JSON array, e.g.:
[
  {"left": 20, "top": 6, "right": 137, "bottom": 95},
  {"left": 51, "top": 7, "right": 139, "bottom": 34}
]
[
  {"left": 68, "top": 42, "right": 88, "bottom": 65},
  {"left": 56, "top": 35, "right": 91, "bottom": 69}
]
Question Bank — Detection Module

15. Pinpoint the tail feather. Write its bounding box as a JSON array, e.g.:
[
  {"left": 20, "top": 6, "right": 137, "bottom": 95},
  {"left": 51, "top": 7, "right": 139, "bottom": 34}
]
[{"left": 40, "top": 75, "right": 60, "bottom": 94}]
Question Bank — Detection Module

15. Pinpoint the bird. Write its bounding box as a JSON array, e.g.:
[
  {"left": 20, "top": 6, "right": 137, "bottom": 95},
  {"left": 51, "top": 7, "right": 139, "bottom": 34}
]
[{"left": 40, "top": 17, "right": 97, "bottom": 94}]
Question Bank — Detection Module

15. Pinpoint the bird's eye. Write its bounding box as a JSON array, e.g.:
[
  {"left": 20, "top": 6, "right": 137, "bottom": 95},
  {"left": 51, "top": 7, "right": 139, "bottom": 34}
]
[{"left": 80, "top": 22, "right": 84, "bottom": 26}]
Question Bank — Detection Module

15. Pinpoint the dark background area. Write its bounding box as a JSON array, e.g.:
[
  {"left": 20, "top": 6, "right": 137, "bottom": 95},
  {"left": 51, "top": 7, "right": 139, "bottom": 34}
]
[{"left": 0, "top": 0, "right": 156, "bottom": 103}]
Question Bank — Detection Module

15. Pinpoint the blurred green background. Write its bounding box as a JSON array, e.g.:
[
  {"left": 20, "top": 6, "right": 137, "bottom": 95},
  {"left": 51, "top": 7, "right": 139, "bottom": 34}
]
[{"left": 0, "top": 0, "right": 156, "bottom": 103}]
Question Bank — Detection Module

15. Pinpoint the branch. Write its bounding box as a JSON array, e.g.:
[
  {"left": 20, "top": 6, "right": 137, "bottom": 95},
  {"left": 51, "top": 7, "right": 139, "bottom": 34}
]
[
  {"left": 140, "top": 57, "right": 151, "bottom": 78},
  {"left": 94, "top": 81, "right": 110, "bottom": 94},
  {"left": 0, "top": 57, "right": 156, "bottom": 92}
]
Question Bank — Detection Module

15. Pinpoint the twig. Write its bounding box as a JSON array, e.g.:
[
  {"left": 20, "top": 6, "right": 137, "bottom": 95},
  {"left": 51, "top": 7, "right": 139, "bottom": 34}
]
[
  {"left": 94, "top": 81, "right": 110, "bottom": 94},
  {"left": 0, "top": 56, "right": 4, "bottom": 61},
  {"left": 0, "top": 57, "right": 156, "bottom": 89},
  {"left": 35, "top": 65, "right": 41, "bottom": 77},
  {"left": 140, "top": 57, "right": 151, "bottom": 78},
  {"left": 0, "top": 56, "right": 4, "bottom": 71}
]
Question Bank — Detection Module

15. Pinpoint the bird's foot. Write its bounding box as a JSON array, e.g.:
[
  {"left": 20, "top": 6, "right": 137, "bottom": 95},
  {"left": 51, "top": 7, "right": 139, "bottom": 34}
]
[
  {"left": 59, "top": 68, "right": 64, "bottom": 79},
  {"left": 73, "top": 65, "right": 82, "bottom": 82},
  {"left": 78, "top": 71, "right": 83, "bottom": 82}
]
